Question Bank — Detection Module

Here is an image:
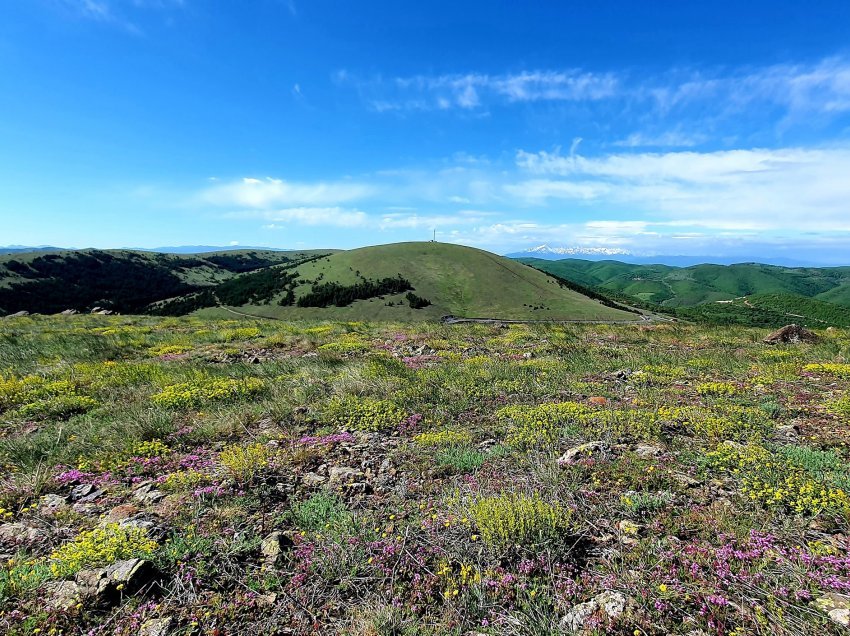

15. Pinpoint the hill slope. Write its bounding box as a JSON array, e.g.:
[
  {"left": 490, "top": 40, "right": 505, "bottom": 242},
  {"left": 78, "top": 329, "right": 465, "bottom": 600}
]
[
  {"left": 0, "top": 249, "right": 331, "bottom": 315},
  {"left": 518, "top": 257, "right": 850, "bottom": 308},
  {"left": 176, "top": 242, "right": 639, "bottom": 321}
]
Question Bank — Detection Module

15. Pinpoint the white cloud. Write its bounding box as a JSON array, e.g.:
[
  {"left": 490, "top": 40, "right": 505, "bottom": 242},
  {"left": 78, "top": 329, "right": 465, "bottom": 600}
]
[
  {"left": 340, "top": 56, "right": 850, "bottom": 125},
  {"left": 201, "top": 177, "right": 375, "bottom": 208},
  {"left": 55, "top": 0, "right": 184, "bottom": 31},
  {"left": 247, "top": 207, "right": 369, "bottom": 228},
  {"left": 343, "top": 69, "right": 619, "bottom": 112},
  {"left": 513, "top": 146, "right": 850, "bottom": 231},
  {"left": 613, "top": 131, "right": 708, "bottom": 148}
]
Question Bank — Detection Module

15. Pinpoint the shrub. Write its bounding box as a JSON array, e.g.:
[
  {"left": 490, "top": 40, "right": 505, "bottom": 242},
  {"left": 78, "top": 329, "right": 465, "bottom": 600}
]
[
  {"left": 696, "top": 382, "right": 741, "bottom": 397},
  {"left": 621, "top": 490, "right": 674, "bottom": 516},
  {"left": 470, "top": 492, "right": 570, "bottom": 549},
  {"left": 151, "top": 377, "right": 265, "bottom": 409},
  {"left": 221, "top": 327, "right": 262, "bottom": 342},
  {"left": 49, "top": 524, "right": 158, "bottom": 578},
  {"left": 496, "top": 402, "right": 591, "bottom": 447},
  {"left": 324, "top": 396, "right": 406, "bottom": 431},
  {"left": 705, "top": 442, "right": 850, "bottom": 516},
  {"left": 414, "top": 429, "right": 472, "bottom": 446},
  {"left": 291, "top": 491, "right": 351, "bottom": 534},
  {"left": 0, "top": 558, "right": 51, "bottom": 600},
  {"left": 219, "top": 443, "right": 275, "bottom": 483},
  {"left": 803, "top": 363, "right": 850, "bottom": 378},
  {"left": 15, "top": 394, "right": 97, "bottom": 419},
  {"left": 435, "top": 446, "right": 485, "bottom": 472}
]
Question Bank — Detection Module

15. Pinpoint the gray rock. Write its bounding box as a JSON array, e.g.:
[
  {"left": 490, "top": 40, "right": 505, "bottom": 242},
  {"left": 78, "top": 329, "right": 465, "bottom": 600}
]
[
  {"left": 59, "top": 309, "right": 79, "bottom": 315},
  {"left": 329, "top": 466, "right": 365, "bottom": 485},
  {"left": 764, "top": 324, "right": 818, "bottom": 344},
  {"left": 133, "top": 482, "right": 166, "bottom": 504},
  {"left": 634, "top": 443, "right": 664, "bottom": 458},
  {"left": 40, "top": 494, "right": 69, "bottom": 511},
  {"left": 77, "top": 488, "right": 106, "bottom": 504},
  {"left": 0, "top": 522, "right": 44, "bottom": 543},
  {"left": 813, "top": 592, "right": 850, "bottom": 628},
  {"left": 560, "top": 590, "right": 630, "bottom": 632},
  {"left": 5, "top": 311, "right": 29, "bottom": 318},
  {"left": 139, "top": 617, "right": 173, "bottom": 636},
  {"left": 774, "top": 422, "right": 799, "bottom": 442},
  {"left": 44, "top": 580, "right": 82, "bottom": 610},
  {"left": 71, "top": 483, "right": 95, "bottom": 500},
  {"left": 301, "top": 472, "right": 326, "bottom": 486},
  {"left": 557, "top": 441, "right": 608, "bottom": 466},
  {"left": 559, "top": 598, "right": 597, "bottom": 632},
  {"left": 260, "top": 531, "right": 291, "bottom": 565},
  {"left": 75, "top": 558, "right": 159, "bottom": 608}
]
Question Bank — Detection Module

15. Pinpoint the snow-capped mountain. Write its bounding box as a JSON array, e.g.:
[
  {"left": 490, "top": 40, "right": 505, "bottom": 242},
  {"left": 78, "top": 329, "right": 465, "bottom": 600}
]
[{"left": 506, "top": 244, "right": 633, "bottom": 259}]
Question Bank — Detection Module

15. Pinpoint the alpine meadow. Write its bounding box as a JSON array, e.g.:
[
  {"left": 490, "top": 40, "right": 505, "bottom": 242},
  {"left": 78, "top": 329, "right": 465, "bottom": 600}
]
[{"left": 3, "top": 2, "right": 850, "bottom": 635}]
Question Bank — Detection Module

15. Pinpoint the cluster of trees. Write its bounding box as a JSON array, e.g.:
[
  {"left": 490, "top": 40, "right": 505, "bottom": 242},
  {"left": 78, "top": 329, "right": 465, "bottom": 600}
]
[
  {"left": 671, "top": 294, "right": 850, "bottom": 328},
  {"left": 204, "top": 253, "right": 287, "bottom": 273},
  {"left": 297, "top": 275, "right": 413, "bottom": 308},
  {"left": 405, "top": 292, "right": 431, "bottom": 309},
  {"left": 0, "top": 253, "right": 199, "bottom": 315}
]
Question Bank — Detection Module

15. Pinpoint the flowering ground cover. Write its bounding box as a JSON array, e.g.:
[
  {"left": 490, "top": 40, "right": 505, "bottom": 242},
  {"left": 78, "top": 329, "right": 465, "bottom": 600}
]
[{"left": 0, "top": 314, "right": 848, "bottom": 634}]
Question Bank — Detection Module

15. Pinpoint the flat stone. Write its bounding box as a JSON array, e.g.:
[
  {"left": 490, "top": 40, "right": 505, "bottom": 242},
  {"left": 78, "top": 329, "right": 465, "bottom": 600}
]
[
  {"left": 260, "top": 531, "right": 291, "bottom": 565},
  {"left": 557, "top": 441, "right": 607, "bottom": 466},
  {"left": 104, "top": 504, "right": 140, "bottom": 524},
  {"left": 0, "top": 522, "right": 44, "bottom": 543},
  {"left": 133, "top": 482, "right": 166, "bottom": 504},
  {"left": 40, "top": 494, "right": 69, "bottom": 511},
  {"left": 813, "top": 593, "right": 850, "bottom": 628},
  {"left": 634, "top": 443, "right": 664, "bottom": 458},
  {"left": 329, "top": 466, "right": 365, "bottom": 485},
  {"left": 301, "top": 472, "right": 326, "bottom": 486},
  {"left": 44, "top": 580, "right": 81, "bottom": 610},
  {"left": 71, "top": 483, "right": 95, "bottom": 500},
  {"left": 559, "top": 591, "right": 630, "bottom": 633},
  {"left": 139, "top": 617, "right": 173, "bottom": 636},
  {"left": 74, "top": 558, "right": 159, "bottom": 608}
]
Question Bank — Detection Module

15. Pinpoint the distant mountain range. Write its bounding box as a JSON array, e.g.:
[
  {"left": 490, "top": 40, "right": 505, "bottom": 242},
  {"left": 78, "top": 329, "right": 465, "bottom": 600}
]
[
  {"left": 505, "top": 244, "right": 826, "bottom": 268},
  {"left": 0, "top": 245, "right": 291, "bottom": 255}
]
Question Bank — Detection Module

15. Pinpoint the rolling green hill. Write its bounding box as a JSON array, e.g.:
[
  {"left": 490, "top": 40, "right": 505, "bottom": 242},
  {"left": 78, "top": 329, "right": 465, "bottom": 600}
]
[
  {"left": 518, "top": 258, "right": 850, "bottom": 308},
  {"left": 159, "top": 242, "right": 639, "bottom": 321},
  {"left": 0, "top": 249, "right": 331, "bottom": 315}
]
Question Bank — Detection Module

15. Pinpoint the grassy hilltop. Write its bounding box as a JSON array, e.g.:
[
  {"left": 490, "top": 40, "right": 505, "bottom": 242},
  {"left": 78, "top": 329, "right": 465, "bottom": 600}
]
[
  {"left": 192, "top": 242, "right": 638, "bottom": 322},
  {"left": 0, "top": 314, "right": 849, "bottom": 634}
]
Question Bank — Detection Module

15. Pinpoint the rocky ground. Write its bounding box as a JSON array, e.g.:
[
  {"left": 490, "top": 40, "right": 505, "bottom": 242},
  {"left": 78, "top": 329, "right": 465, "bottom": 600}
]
[{"left": 0, "top": 315, "right": 849, "bottom": 635}]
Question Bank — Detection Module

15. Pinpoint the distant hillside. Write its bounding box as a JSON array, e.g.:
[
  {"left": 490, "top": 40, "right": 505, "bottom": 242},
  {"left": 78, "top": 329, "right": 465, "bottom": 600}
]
[
  {"left": 154, "top": 242, "right": 639, "bottom": 322},
  {"left": 518, "top": 258, "right": 850, "bottom": 308},
  {"left": 0, "top": 249, "right": 330, "bottom": 315},
  {"left": 516, "top": 257, "right": 850, "bottom": 328}
]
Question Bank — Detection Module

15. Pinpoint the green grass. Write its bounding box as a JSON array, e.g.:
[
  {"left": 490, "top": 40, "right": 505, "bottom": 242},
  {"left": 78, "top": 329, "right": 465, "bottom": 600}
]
[
  {"left": 1, "top": 314, "right": 849, "bottom": 635},
  {"left": 520, "top": 257, "right": 850, "bottom": 309},
  {"left": 203, "top": 242, "right": 638, "bottom": 321}
]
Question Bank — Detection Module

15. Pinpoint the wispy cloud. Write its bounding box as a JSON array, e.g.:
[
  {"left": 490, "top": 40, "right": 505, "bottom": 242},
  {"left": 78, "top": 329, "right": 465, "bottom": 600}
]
[
  {"left": 339, "top": 69, "right": 619, "bottom": 112},
  {"left": 338, "top": 57, "right": 850, "bottom": 137},
  {"left": 513, "top": 146, "right": 850, "bottom": 231},
  {"left": 201, "top": 177, "right": 376, "bottom": 208},
  {"left": 248, "top": 207, "right": 369, "bottom": 228},
  {"left": 54, "top": 0, "right": 184, "bottom": 32},
  {"left": 613, "top": 130, "right": 709, "bottom": 148}
]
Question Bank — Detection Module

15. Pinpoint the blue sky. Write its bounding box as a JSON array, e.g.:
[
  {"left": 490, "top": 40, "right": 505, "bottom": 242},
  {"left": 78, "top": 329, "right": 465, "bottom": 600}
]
[{"left": 2, "top": 1, "right": 850, "bottom": 262}]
